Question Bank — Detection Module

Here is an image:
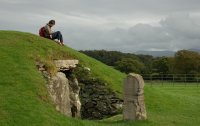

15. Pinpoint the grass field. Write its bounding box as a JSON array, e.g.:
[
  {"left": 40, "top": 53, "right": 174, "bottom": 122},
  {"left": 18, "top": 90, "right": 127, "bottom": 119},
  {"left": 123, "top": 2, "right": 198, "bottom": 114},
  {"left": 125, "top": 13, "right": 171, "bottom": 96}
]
[
  {"left": 0, "top": 31, "right": 200, "bottom": 126},
  {"left": 100, "top": 85, "right": 200, "bottom": 126}
]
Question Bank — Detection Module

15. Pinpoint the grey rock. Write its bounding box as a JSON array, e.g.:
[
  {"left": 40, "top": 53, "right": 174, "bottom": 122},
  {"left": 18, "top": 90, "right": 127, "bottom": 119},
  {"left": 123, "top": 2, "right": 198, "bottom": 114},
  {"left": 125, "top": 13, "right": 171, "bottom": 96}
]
[
  {"left": 123, "top": 73, "right": 147, "bottom": 121},
  {"left": 48, "top": 72, "right": 71, "bottom": 116},
  {"left": 85, "top": 102, "right": 94, "bottom": 109},
  {"left": 54, "top": 60, "right": 79, "bottom": 71},
  {"left": 111, "top": 103, "right": 123, "bottom": 110},
  {"left": 37, "top": 60, "right": 82, "bottom": 118},
  {"left": 38, "top": 67, "right": 46, "bottom": 71},
  {"left": 80, "top": 78, "right": 123, "bottom": 120},
  {"left": 68, "top": 78, "right": 81, "bottom": 118},
  {"left": 36, "top": 62, "right": 45, "bottom": 68},
  {"left": 92, "top": 111, "right": 102, "bottom": 118}
]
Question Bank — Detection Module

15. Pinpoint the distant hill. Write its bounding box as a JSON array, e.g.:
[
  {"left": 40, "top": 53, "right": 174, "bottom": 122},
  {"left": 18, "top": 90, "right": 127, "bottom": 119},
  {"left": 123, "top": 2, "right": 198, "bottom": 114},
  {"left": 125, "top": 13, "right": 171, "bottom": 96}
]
[
  {"left": 188, "top": 48, "right": 200, "bottom": 54},
  {"left": 134, "top": 49, "right": 200, "bottom": 57},
  {"left": 135, "top": 50, "right": 175, "bottom": 57}
]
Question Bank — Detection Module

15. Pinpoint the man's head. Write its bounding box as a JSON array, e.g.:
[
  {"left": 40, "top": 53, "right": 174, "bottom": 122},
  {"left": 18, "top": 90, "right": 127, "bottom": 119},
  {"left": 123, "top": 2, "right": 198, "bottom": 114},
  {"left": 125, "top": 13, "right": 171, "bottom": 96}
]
[{"left": 48, "top": 20, "right": 55, "bottom": 27}]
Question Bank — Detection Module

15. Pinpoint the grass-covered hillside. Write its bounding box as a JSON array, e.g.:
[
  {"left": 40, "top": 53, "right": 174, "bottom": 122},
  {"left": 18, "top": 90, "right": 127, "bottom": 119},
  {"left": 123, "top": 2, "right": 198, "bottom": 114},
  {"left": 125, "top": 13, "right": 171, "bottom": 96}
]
[
  {"left": 0, "top": 31, "right": 125, "bottom": 92},
  {"left": 0, "top": 31, "right": 125, "bottom": 126},
  {"left": 0, "top": 31, "right": 200, "bottom": 126}
]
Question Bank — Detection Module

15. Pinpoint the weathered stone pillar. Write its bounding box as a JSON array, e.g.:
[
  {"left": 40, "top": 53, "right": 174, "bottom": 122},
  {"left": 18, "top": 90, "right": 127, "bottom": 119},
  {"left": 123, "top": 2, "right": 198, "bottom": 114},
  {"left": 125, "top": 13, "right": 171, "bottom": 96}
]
[
  {"left": 48, "top": 72, "right": 71, "bottom": 116},
  {"left": 40, "top": 60, "right": 81, "bottom": 118},
  {"left": 69, "top": 78, "right": 81, "bottom": 118},
  {"left": 123, "top": 73, "right": 147, "bottom": 121},
  {"left": 51, "top": 60, "right": 81, "bottom": 118}
]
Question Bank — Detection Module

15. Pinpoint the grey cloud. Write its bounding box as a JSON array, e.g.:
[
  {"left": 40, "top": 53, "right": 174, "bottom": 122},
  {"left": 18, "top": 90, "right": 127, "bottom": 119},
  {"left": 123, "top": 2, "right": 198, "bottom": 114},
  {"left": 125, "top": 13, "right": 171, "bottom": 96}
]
[
  {"left": 1, "top": 1, "right": 200, "bottom": 52},
  {"left": 62, "top": 13, "right": 200, "bottom": 52},
  {"left": 1, "top": 0, "right": 200, "bottom": 17},
  {"left": 161, "top": 13, "right": 200, "bottom": 39}
]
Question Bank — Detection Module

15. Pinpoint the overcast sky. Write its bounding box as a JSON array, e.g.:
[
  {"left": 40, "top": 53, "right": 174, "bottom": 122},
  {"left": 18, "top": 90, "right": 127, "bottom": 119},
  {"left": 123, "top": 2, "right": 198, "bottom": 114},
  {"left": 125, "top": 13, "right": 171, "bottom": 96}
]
[{"left": 1, "top": 0, "right": 200, "bottom": 52}]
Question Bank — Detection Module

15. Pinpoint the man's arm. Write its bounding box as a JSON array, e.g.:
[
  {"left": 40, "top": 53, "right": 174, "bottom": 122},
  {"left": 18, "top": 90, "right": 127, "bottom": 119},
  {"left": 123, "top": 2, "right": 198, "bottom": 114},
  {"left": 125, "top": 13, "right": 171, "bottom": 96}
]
[{"left": 44, "top": 25, "right": 52, "bottom": 37}]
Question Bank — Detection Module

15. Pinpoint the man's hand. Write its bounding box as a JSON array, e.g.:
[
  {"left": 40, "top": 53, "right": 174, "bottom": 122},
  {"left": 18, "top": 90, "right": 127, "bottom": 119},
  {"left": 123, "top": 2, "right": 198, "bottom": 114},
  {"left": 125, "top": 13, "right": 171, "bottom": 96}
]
[{"left": 50, "top": 35, "right": 52, "bottom": 39}]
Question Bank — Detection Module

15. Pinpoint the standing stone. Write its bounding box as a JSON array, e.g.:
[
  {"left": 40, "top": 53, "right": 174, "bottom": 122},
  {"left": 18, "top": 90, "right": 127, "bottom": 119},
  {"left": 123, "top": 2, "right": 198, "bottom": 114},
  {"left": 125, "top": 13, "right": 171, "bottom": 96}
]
[
  {"left": 123, "top": 73, "right": 147, "bottom": 121},
  {"left": 48, "top": 72, "right": 71, "bottom": 117},
  {"left": 69, "top": 78, "right": 81, "bottom": 118}
]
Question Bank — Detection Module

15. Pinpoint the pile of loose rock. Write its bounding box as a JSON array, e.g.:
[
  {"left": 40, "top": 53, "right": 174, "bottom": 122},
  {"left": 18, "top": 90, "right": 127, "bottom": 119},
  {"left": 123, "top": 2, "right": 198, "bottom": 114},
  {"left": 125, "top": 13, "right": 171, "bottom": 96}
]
[{"left": 79, "top": 79, "right": 123, "bottom": 119}]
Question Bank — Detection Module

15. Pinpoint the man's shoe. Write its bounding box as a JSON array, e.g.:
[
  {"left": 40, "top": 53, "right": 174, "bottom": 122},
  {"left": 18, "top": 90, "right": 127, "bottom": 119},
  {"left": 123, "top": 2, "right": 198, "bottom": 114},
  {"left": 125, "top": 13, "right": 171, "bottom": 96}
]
[{"left": 60, "top": 42, "right": 64, "bottom": 46}]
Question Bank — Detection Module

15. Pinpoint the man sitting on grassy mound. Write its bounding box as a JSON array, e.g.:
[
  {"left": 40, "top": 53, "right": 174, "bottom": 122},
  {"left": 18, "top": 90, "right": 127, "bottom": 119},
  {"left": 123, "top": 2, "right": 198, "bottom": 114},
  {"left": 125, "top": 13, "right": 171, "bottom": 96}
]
[{"left": 39, "top": 20, "right": 64, "bottom": 45}]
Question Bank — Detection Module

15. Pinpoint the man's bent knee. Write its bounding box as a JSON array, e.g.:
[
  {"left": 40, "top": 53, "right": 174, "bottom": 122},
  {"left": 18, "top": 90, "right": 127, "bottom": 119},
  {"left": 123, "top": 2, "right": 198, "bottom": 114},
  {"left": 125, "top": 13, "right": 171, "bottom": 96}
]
[{"left": 57, "top": 31, "right": 61, "bottom": 34}]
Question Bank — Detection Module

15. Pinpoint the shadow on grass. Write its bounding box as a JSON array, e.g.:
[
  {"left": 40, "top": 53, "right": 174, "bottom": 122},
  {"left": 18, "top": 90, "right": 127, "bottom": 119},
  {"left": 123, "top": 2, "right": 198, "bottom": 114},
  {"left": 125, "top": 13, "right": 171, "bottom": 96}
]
[
  {"left": 98, "top": 115, "right": 153, "bottom": 126},
  {"left": 98, "top": 117, "right": 153, "bottom": 126}
]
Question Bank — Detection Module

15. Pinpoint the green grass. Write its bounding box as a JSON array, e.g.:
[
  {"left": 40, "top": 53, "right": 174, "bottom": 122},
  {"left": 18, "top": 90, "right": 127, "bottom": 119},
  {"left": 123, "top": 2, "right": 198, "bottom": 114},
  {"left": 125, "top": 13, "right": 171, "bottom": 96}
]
[
  {"left": 103, "top": 85, "right": 200, "bottom": 126},
  {"left": 0, "top": 31, "right": 125, "bottom": 93},
  {"left": 0, "top": 31, "right": 200, "bottom": 126}
]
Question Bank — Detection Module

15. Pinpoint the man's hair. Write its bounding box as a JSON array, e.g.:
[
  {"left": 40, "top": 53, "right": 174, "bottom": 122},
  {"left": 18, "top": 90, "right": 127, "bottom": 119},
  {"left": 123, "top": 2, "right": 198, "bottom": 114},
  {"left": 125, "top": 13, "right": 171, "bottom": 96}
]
[{"left": 49, "top": 20, "right": 55, "bottom": 25}]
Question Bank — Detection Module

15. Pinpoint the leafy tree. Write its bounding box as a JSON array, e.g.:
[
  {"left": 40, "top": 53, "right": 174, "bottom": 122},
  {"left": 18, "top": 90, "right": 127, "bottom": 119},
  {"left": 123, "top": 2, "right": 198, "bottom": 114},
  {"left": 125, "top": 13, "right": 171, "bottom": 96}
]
[
  {"left": 114, "top": 58, "right": 145, "bottom": 74},
  {"left": 174, "top": 50, "right": 200, "bottom": 74},
  {"left": 167, "top": 57, "right": 175, "bottom": 74},
  {"left": 80, "top": 50, "right": 139, "bottom": 66},
  {"left": 152, "top": 57, "right": 170, "bottom": 74},
  {"left": 137, "top": 55, "right": 154, "bottom": 74}
]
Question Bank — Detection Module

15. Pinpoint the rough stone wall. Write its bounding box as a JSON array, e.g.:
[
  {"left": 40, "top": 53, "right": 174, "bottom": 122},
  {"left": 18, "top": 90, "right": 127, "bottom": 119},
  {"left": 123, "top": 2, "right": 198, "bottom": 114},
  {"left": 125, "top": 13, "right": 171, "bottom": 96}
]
[
  {"left": 79, "top": 79, "right": 123, "bottom": 119},
  {"left": 73, "top": 65, "right": 123, "bottom": 120},
  {"left": 123, "top": 73, "right": 147, "bottom": 121}
]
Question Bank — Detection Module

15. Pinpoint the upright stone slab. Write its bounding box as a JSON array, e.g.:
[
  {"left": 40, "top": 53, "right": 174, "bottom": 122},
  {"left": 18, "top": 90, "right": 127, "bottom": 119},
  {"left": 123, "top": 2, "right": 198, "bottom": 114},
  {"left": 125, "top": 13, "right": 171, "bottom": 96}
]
[
  {"left": 48, "top": 72, "right": 71, "bottom": 117},
  {"left": 123, "top": 73, "right": 147, "bottom": 120},
  {"left": 69, "top": 78, "right": 81, "bottom": 118},
  {"left": 38, "top": 60, "right": 81, "bottom": 118}
]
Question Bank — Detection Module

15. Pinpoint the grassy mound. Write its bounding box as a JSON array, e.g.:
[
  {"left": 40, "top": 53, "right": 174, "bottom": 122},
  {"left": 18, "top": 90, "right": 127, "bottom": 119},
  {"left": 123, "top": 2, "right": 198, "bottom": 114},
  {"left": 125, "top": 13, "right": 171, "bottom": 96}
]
[
  {"left": 0, "top": 31, "right": 125, "bottom": 126},
  {"left": 0, "top": 31, "right": 200, "bottom": 126}
]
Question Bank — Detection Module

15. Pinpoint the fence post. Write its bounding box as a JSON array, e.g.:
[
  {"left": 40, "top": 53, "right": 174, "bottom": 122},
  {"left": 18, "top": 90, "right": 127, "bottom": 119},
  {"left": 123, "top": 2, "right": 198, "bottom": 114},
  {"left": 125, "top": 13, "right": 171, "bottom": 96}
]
[
  {"left": 185, "top": 74, "right": 187, "bottom": 87},
  {"left": 143, "top": 73, "right": 199, "bottom": 87}
]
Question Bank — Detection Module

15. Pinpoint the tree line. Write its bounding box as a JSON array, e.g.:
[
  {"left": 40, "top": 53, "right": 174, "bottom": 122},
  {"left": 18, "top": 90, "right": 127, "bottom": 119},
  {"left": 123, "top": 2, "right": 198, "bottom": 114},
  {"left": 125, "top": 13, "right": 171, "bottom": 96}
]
[{"left": 80, "top": 50, "right": 200, "bottom": 81}]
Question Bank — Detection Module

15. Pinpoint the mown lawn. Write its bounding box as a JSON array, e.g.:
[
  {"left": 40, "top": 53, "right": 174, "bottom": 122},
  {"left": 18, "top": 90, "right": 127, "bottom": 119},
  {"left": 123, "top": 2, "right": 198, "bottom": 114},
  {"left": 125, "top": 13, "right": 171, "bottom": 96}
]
[{"left": 102, "top": 85, "right": 200, "bottom": 126}]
